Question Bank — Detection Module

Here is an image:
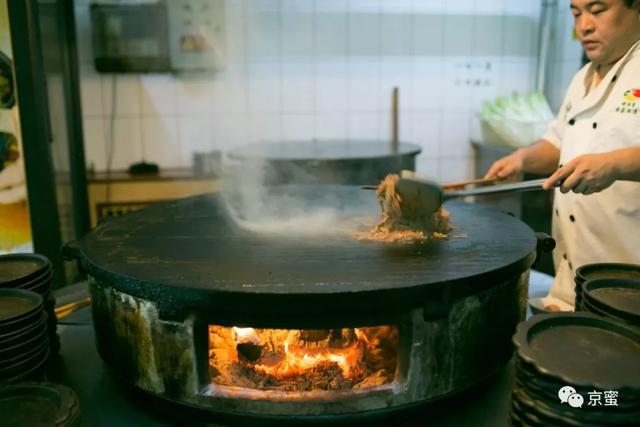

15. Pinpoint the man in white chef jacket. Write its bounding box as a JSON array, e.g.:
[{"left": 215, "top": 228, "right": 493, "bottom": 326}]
[{"left": 486, "top": 0, "right": 640, "bottom": 310}]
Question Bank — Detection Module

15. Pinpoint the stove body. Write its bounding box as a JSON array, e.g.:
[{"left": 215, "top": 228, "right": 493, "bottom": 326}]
[{"left": 66, "top": 187, "right": 540, "bottom": 419}]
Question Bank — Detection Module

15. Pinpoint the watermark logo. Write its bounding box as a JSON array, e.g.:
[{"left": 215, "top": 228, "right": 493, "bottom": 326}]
[
  {"left": 568, "top": 393, "right": 584, "bottom": 408},
  {"left": 587, "top": 390, "right": 619, "bottom": 407},
  {"left": 558, "top": 386, "right": 577, "bottom": 404},
  {"left": 558, "top": 386, "right": 619, "bottom": 408}
]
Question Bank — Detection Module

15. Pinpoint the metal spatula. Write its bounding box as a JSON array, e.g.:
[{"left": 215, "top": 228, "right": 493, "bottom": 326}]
[{"left": 395, "top": 171, "right": 555, "bottom": 221}]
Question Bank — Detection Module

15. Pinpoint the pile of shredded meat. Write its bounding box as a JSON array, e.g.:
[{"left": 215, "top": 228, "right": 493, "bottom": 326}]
[{"left": 357, "top": 174, "right": 452, "bottom": 243}]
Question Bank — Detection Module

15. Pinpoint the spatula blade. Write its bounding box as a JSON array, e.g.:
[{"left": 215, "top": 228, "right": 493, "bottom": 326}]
[{"left": 395, "top": 175, "right": 443, "bottom": 222}]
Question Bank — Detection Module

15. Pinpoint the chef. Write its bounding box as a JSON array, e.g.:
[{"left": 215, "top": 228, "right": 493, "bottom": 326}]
[{"left": 486, "top": 0, "right": 640, "bottom": 310}]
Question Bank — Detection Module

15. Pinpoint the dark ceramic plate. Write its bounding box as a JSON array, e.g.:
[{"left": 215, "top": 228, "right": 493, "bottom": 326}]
[
  {"left": 0, "top": 337, "right": 49, "bottom": 370},
  {"left": 512, "top": 380, "right": 639, "bottom": 426},
  {"left": 575, "top": 263, "right": 640, "bottom": 285},
  {"left": 582, "top": 279, "right": 640, "bottom": 324},
  {"left": 18, "top": 268, "right": 53, "bottom": 295},
  {"left": 0, "top": 313, "right": 47, "bottom": 347},
  {"left": 0, "top": 289, "right": 43, "bottom": 334},
  {"left": 0, "top": 381, "right": 81, "bottom": 426},
  {"left": 0, "top": 346, "right": 48, "bottom": 380},
  {"left": 0, "top": 324, "right": 48, "bottom": 362},
  {"left": 513, "top": 313, "right": 640, "bottom": 395},
  {"left": 0, "top": 254, "right": 51, "bottom": 288}
]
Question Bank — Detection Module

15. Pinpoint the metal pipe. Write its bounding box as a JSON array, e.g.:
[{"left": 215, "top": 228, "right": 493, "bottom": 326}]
[{"left": 536, "top": 0, "right": 558, "bottom": 93}]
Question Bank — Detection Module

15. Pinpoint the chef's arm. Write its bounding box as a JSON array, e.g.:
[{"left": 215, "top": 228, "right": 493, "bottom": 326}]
[
  {"left": 485, "top": 139, "right": 560, "bottom": 179},
  {"left": 610, "top": 147, "right": 640, "bottom": 182}
]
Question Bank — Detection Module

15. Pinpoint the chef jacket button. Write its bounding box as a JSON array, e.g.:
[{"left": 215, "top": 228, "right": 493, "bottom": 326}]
[
  {"left": 612, "top": 75, "right": 618, "bottom": 82},
  {"left": 563, "top": 253, "right": 567, "bottom": 260},
  {"left": 569, "top": 262, "right": 573, "bottom": 270},
  {"left": 568, "top": 118, "right": 576, "bottom": 125},
  {"left": 555, "top": 209, "right": 559, "bottom": 216},
  {"left": 592, "top": 122, "right": 597, "bottom": 129},
  {"left": 569, "top": 215, "right": 575, "bottom": 222}
]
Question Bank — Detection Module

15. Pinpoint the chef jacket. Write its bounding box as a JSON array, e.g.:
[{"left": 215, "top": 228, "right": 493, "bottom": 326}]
[{"left": 542, "top": 40, "right": 640, "bottom": 308}]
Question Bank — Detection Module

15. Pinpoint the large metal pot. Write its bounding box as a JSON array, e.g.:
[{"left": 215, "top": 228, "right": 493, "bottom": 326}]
[{"left": 226, "top": 140, "right": 421, "bottom": 185}]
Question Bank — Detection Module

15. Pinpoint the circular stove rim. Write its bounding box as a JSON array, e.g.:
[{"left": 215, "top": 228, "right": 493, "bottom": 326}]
[{"left": 72, "top": 193, "right": 537, "bottom": 317}]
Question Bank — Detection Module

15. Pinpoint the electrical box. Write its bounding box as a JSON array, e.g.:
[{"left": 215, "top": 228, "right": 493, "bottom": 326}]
[
  {"left": 167, "top": 0, "right": 225, "bottom": 71},
  {"left": 90, "top": 0, "right": 225, "bottom": 73}
]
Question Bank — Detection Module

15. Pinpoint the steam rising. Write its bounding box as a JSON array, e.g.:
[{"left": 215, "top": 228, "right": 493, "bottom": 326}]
[{"left": 220, "top": 149, "right": 374, "bottom": 237}]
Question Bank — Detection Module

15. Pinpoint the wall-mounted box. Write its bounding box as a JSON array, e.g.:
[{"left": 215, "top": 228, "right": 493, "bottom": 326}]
[
  {"left": 90, "top": 0, "right": 225, "bottom": 74},
  {"left": 167, "top": 0, "right": 225, "bottom": 71},
  {"left": 91, "top": 1, "right": 171, "bottom": 73}
]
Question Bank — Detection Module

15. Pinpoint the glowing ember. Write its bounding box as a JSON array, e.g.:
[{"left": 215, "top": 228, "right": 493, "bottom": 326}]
[
  {"left": 232, "top": 327, "right": 261, "bottom": 344},
  {"left": 208, "top": 326, "right": 399, "bottom": 392},
  {"left": 254, "top": 337, "right": 364, "bottom": 379}
]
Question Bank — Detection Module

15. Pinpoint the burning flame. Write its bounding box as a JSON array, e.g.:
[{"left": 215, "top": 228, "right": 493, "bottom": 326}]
[
  {"left": 209, "top": 325, "right": 399, "bottom": 392},
  {"left": 232, "top": 327, "right": 366, "bottom": 379},
  {"left": 255, "top": 339, "right": 364, "bottom": 379},
  {"left": 233, "top": 327, "right": 261, "bottom": 344}
]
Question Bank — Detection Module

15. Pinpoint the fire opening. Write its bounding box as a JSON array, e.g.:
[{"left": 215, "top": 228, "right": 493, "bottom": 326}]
[{"left": 207, "top": 325, "right": 399, "bottom": 392}]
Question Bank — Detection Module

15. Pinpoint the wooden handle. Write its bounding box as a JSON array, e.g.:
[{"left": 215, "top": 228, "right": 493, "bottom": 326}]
[
  {"left": 55, "top": 297, "right": 91, "bottom": 319},
  {"left": 391, "top": 87, "right": 399, "bottom": 152}
]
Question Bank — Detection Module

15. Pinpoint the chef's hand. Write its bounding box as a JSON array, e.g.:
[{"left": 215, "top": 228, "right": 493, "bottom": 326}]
[
  {"left": 542, "top": 153, "right": 616, "bottom": 194},
  {"left": 485, "top": 151, "right": 524, "bottom": 181}
]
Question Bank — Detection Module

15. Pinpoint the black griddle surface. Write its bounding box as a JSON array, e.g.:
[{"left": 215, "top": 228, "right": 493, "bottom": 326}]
[{"left": 72, "top": 186, "right": 536, "bottom": 318}]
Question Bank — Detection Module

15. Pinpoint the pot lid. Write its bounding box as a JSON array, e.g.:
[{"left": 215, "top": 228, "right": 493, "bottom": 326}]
[{"left": 227, "top": 140, "right": 422, "bottom": 161}]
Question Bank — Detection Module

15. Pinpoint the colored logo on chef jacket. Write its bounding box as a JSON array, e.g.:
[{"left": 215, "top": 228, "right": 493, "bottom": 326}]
[
  {"left": 624, "top": 88, "right": 640, "bottom": 102},
  {"left": 616, "top": 88, "right": 640, "bottom": 114}
]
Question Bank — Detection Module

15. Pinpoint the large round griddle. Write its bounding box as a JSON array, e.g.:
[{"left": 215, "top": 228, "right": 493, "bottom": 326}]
[{"left": 68, "top": 186, "right": 536, "bottom": 324}]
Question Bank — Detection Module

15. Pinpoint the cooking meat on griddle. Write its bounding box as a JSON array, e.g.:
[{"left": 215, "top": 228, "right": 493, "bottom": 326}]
[{"left": 357, "top": 174, "right": 451, "bottom": 243}]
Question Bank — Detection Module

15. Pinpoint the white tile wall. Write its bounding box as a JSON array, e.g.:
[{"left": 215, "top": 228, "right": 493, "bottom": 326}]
[
  {"left": 140, "top": 75, "right": 178, "bottom": 116},
  {"left": 546, "top": 2, "right": 583, "bottom": 111},
  {"left": 74, "top": 0, "right": 555, "bottom": 181}
]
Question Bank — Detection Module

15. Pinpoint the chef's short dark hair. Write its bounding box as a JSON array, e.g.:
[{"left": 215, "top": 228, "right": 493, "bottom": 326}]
[{"left": 624, "top": 0, "right": 638, "bottom": 8}]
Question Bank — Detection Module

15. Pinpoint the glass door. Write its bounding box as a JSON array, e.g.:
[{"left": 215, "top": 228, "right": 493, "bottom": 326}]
[{"left": 4, "top": 0, "right": 90, "bottom": 287}]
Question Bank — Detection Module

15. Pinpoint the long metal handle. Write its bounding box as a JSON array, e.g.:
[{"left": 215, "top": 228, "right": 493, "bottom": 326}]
[{"left": 445, "top": 178, "right": 549, "bottom": 198}]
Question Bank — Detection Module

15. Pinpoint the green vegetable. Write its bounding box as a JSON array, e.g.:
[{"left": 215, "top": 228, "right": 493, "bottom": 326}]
[{"left": 477, "top": 91, "right": 553, "bottom": 122}]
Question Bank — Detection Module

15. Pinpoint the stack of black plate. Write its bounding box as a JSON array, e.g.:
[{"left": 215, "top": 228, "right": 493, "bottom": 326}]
[
  {"left": 581, "top": 279, "right": 640, "bottom": 328},
  {"left": 511, "top": 313, "right": 640, "bottom": 426},
  {"left": 0, "top": 254, "right": 59, "bottom": 355},
  {"left": 0, "top": 381, "right": 81, "bottom": 426},
  {"left": 0, "top": 289, "right": 48, "bottom": 382},
  {"left": 574, "top": 263, "right": 640, "bottom": 311}
]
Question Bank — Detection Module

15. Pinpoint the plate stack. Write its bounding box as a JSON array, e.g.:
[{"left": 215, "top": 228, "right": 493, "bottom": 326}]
[
  {"left": 0, "top": 289, "right": 48, "bottom": 382},
  {"left": 574, "top": 263, "right": 640, "bottom": 311},
  {"left": 581, "top": 279, "right": 640, "bottom": 328},
  {"left": 511, "top": 313, "right": 640, "bottom": 426},
  {"left": 0, "top": 254, "right": 59, "bottom": 356},
  {"left": 0, "top": 381, "right": 81, "bottom": 426}
]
